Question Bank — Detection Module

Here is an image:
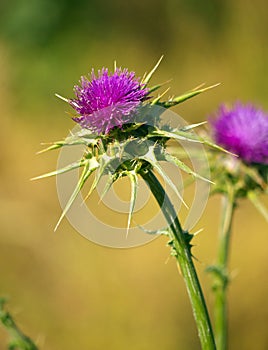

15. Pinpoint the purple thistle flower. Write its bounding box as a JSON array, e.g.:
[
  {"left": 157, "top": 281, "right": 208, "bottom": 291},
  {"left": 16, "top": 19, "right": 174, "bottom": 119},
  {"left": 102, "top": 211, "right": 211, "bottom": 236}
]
[
  {"left": 211, "top": 102, "right": 268, "bottom": 165},
  {"left": 69, "top": 68, "right": 149, "bottom": 135}
]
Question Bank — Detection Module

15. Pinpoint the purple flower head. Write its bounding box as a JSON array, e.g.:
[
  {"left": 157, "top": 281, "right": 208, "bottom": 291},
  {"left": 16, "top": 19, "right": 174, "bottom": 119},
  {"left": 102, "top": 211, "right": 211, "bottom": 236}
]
[
  {"left": 69, "top": 68, "right": 149, "bottom": 135},
  {"left": 210, "top": 102, "right": 268, "bottom": 165}
]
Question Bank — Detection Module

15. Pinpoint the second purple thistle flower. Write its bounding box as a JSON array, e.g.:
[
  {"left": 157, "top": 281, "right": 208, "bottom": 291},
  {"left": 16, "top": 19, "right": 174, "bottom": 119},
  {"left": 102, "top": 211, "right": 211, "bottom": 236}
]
[
  {"left": 211, "top": 102, "right": 268, "bottom": 165},
  {"left": 69, "top": 68, "right": 149, "bottom": 135}
]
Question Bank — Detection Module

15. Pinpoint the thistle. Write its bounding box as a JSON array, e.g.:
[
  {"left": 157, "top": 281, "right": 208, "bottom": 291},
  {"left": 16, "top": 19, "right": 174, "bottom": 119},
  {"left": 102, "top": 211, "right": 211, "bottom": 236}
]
[
  {"left": 209, "top": 102, "right": 268, "bottom": 210},
  {"left": 206, "top": 102, "right": 268, "bottom": 350},
  {"left": 33, "top": 57, "right": 221, "bottom": 349},
  {"left": 35, "top": 57, "right": 222, "bottom": 232}
]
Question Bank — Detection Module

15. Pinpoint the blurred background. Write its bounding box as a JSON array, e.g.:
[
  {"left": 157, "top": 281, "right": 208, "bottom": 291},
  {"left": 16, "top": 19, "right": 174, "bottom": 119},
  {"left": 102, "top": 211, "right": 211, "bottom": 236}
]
[{"left": 0, "top": 0, "right": 268, "bottom": 349}]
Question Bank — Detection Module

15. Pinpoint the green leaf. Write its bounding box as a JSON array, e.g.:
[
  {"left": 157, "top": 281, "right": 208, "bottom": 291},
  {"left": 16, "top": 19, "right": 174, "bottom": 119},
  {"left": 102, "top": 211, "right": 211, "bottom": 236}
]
[
  {"left": 248, "top": 191, "right": 268, "bottom": 222},
  {"left": 0, "top": 299, "right": 38, "bottom": 350},
  {"left": 84, "top": 154, "right": 116, "bottom": 201},
  {"left": 31, "top": 159, "right": 87, "bottom": 180},
  {"left": 37, "top": 129, "right": 98, "bottom": 154},
  {"left": 37, "top": 138, "right": 90, "bottom": 154},
  {"left": 138, "top": 225, "right": 170, "bottom": 235},
  {"left": 148, "top": 79, "right": 172, "bottom": 94},
  {"left": 37, "top": 141, "right": 67, "bottom": 153},
  {"left": 148, "top": 129, "right": 199, "bottom": 142},
  {"left": 164, "top": 152, "right": 213, "bottom": 183},
  {"left": 151, "top": 87, "right": 171, "bottom": 105},
  {"left": 54, "top": 158, "right": 99, "bottom": 230},
  {"left": 72, "top": 128, "right": 98, "bottom": 141},
  {"left": 206, "top": 265, "right": 229, "bottom": 285},
  {"left": 126, "top": 171, "right": 138, "bottom": 235},
  {"left": 141, "top": 56, "right": 163, "bottom": 85},
  {"left": 181, "top": 121, "right": 207, "bottom": 131},
  {"left": 199, "top": 136, "right": 233, "bottom": 154},
  {"left": 241, "top": 164, "right": 266, "bottom": 189},
  {"left": 141, "top": 146, "right": 188, "bottom": 208},
  {"left": 158, "top": 83, "right": 220, "bottom": 108},
  {"left": 149, "top": 129, "right": 232, "bottom": 154},
  {"left": 98, "top": 172, "right": 120, "bottom": 203}
]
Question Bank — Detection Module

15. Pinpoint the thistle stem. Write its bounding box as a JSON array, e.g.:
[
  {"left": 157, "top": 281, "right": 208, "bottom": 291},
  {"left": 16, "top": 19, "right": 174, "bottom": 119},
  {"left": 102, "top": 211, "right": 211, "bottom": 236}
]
[
  {"left": 0, "top": 298, "right": 38, "bottom": 350},
  {"left": 213, "top": 191, "right": 235, "bottom": 350},
  {"left": 140, "top": 169, "right": 216, "bottom": 350}
]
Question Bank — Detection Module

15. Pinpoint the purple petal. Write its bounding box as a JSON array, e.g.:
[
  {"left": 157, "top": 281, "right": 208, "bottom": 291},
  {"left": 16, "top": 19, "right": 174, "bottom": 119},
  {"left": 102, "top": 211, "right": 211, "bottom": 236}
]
[
  {"left": 210, "top": 102, "right": 268, "bottom": 165},
  {"left": 69, "top": 68, "right": 149, "bottom": 135}
]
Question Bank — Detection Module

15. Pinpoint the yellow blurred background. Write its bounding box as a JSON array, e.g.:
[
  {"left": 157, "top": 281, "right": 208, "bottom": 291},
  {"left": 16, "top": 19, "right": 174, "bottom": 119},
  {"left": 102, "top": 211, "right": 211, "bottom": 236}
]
[{"left": 0, "top": 0, "right": 268, "bottom": 349}]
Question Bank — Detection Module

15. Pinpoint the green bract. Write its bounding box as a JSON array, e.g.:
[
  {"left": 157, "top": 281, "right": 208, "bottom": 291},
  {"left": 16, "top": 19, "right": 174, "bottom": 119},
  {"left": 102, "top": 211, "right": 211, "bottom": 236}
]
[{"left": 208, "top": 151, "right": 268, "bottom": 221}]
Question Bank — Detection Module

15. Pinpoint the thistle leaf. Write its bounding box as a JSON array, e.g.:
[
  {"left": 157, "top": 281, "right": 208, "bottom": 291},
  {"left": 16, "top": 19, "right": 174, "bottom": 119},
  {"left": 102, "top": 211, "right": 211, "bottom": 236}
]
[
  {"left": 151, "top": 87, "right": 171, "bottom": 105},
  {"left": 197, "top": 136, "right": 234, "bottom": 154},
  {"left": 138, "top": 225, "right": 170, "bottom": 235},
  {"left": 37, "top": 135, "right": 93, "bottom": 154},
  {"left": 159, "top": 83, "right": 220, "bottom": 108},
  {"left": 126, "top": 171, "right": 138, "bottom": 235},
  {"left": 192, "top": 83, "right": 206, "bottom": 91},
  {"left": 84, "top": 154, "right": 116, "bottom": 201},
  {"left": 153, "top": 162, "right": 188, "bottom": 208},
  {"left": 142, "top": 56, "right": 163, "bottom": 85},
  {"left": 141, "top": 147, "right": 188, "bottom": 208},
  {"left": 248, "top": 191, "right": 268, "bottom": 222},
  {"left": 0, "top": 299, "right": 38, "bottom": 350},
  {"left": 54, "top": 158, "right": 99, "bottom": 230},
  {"left": 206, "top": 265, "right": 228, "bottom": 284},
  {"left": 148, "top": 129, "right": 200, "bottom": 142},
  {"left": 164, "top": 152, "right": 213, "bottom": 183},
  {"left": 37, "top": 141, "right": 66, "bottom": 153},
  {"left": 31, "top": 159, "right": 87, "bottom": 180},
  {"left": 98, "top": 173, "right": 120, "bottom": 203},
  {"left": 148, "top": 79, "right": 172, "bottom": 94},
  {"left": 241, "top": 164, "right": 266, "bottom": 189},
  {"left": 181, "top": 121, "right": 207, "bottom": 131},
  {"left": 149, "top": 129, "right": 233, "bottom": 154},
  {"left": 73, "top": 128, "right": 98, "bottom": 140}
]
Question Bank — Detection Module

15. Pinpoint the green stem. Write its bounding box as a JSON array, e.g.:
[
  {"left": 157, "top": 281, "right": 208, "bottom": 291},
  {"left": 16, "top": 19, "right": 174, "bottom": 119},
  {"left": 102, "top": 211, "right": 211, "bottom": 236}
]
[
  {"left": 0, "top": 298, "right": 38, "bottom": 350},
  {"left": 140, "top": 169, "right": 216, "bottom": 350},
  {"left": 213, "top": 191, "right": 235, "bottom": 350}
]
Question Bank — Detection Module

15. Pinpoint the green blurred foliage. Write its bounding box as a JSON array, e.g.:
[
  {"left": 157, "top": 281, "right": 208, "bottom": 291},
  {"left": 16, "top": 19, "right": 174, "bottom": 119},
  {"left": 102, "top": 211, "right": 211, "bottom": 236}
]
[{"left": 0, "top": 0, "right": 268, "bottom": 349}]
